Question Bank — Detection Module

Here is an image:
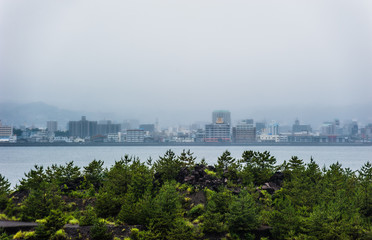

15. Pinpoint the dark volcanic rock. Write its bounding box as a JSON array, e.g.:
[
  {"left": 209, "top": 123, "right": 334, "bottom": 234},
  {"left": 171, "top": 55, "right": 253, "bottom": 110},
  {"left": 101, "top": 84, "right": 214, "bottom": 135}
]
[
  {"left": 0, "top": 221, "right": 38, "bottom": 234},
  {"left": 9, "top": 190, "right": 29, "bottom": 205},
  {"left": 257, "top": 171, "right": 284, "bottom": 194},
  {"left": 260, "top": 182, "right": 280, "bottom": 194},
  {"left": 60, "top": 177, "right": 85, "bottom": 192},
  {"left": 177, "top": 164, "right": 224, "bottom": 191},
  {"left": 268, "top": 171, "right": 284, "bottom": 187}
]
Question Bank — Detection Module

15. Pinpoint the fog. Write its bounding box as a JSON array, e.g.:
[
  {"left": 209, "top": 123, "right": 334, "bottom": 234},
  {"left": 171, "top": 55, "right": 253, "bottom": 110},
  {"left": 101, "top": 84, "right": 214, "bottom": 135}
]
[{"left": 1, "top": 1, "right": 372, "bottom": 126}]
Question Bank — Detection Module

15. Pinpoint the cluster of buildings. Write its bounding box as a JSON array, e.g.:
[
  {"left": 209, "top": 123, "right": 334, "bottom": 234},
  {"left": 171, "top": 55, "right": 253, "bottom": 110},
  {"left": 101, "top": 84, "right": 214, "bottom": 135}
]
[{"left": 1, "top": 110, "right": 372, "bottom": 144}]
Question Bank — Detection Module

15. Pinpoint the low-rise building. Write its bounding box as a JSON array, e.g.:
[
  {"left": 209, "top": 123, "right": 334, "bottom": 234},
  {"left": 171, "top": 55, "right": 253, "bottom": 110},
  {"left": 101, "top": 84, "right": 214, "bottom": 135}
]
[{"left": 259, "top": 134, "right": 288, "bottom": 143}]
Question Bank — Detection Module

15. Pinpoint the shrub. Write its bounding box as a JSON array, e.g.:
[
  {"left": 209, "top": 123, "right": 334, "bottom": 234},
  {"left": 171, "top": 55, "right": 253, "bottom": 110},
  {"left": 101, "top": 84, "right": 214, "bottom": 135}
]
[
  {"left": 83, "top": 160, "right": 104, "bottom": 188},
  {"left": 130, "top": 228, "right": 140, "bottom": 240},
  {"left": 44, "top": 209, "right": 66, "bottom": 234},
  {"left": 68, "top": 217, "right": 79, "bottom": 225},
  {"left": 153, "top": 150, "right": 182, "bottom": 183},
  {"left": 0, "top": 231, "right": 10, "bottom": 240},
  {"left": 204, "top": 169, "right": 216, "bottom": 177},
  {"left": 90, "top": 220, "right": 113, "bottom": 240},
  {"left": 188, "top": 204, "right": 205, "bottom": 219},
  {"left": 51, "top": 229, "right": 67, "bottom": 240},
  {"left": 226, "top": 190, "right": 259, "bottom": 238},
  {"left": 12, "top": 231, "right": 35, "bottom": 239},
  {"left": 79, "top": 206, "right": 97, "bottom": 226}
]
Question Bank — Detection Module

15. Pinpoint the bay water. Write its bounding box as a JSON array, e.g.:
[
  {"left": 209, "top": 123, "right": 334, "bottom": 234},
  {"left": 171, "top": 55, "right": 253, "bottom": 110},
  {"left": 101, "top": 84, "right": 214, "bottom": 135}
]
[{"left": 1, "top": 146, "right": 371, "bottom": 188}]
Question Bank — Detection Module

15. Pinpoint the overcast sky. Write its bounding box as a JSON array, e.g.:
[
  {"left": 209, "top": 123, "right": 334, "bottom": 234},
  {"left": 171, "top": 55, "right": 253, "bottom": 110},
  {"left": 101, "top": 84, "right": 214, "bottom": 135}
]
[{"left": 1, "top": 1, "right": 372, "bottom": 125}]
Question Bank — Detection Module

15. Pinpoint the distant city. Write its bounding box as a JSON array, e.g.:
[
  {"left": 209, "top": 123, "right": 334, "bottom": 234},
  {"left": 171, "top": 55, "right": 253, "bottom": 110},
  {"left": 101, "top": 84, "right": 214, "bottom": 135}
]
[{"left": 1, "top": 110, "right": 371, "bottom": 145}]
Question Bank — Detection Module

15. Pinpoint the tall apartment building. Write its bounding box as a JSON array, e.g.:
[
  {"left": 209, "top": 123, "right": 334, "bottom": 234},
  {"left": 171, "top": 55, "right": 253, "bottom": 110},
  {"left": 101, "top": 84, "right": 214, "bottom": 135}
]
[
  {"left": 205, "top": 123, "right": 231, "bottom": 142},
  {"left": 47, "top": 121, "right": 58, "bottom": 133},
  {"left": 68, "top": 116, "right": 97, "bottom": 138},
  {"left": 205, "top": 110, "right": 231, "bottom": 142},
  {"left": 268, "top": 122, "right": 279, "bottom": 135},
  {"left": 97, "top": 120, "right": 121, "bottom": 135},
  {"left": 212, "top": 110, "right": 231, "bottom": 125},
  {"left": 292, "top": 119, "right": 312, "bottom": 134},
  {"left": 255, "top": 122, "right": 266, "bottom": 135},
  {"left": 321, "top": 121, "right": 336, "bottom": 135},
  {"left": 0, "top": 120, "right": 12, "bottom": 137},
  {"left": 232, "top": 120, "right": 256, "bottom": 143}
]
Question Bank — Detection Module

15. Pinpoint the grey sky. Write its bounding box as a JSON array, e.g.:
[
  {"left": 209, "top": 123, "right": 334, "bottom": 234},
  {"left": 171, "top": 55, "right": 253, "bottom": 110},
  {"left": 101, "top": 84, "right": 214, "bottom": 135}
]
[{"left": 1, "top": 1, "right": 372, "bottom": 125}]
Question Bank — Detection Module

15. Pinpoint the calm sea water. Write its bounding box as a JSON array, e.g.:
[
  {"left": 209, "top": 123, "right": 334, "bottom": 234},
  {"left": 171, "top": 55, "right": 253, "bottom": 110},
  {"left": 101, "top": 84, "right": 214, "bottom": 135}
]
[{"left": 1, "top": 146, "right": 371, "bottom": 187}]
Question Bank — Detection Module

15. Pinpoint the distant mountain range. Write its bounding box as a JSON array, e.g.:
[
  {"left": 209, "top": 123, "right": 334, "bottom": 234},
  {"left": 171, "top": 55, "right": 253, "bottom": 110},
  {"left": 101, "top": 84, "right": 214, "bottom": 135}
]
[
  {"left": 0, "top": 101, "right": 371, "bottom": 130},
  {"left": 0, "top": 102, "right": 118, "bottom": 129}
]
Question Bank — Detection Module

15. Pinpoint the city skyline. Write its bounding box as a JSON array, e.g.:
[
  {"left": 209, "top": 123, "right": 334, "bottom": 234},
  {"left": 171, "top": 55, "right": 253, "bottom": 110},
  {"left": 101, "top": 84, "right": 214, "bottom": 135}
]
[
  {"left": 2, "top": 109, "right": 371, "bottom": 144},
  {"left": 0, "top": 101, "right": 371, "bottom": 131}
]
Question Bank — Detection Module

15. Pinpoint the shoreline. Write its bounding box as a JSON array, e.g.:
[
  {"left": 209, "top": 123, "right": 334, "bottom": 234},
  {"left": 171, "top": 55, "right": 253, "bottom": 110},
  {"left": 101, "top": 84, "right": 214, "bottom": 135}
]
[{"left": 1, "top": 142, "right": 371, "bottom": 147}]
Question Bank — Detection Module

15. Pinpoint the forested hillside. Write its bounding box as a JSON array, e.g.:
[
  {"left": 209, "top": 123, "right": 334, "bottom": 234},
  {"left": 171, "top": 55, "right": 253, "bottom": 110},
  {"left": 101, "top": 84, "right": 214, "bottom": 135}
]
[{"left": 0, "top": 150, "right": 371, "bottom": 239}]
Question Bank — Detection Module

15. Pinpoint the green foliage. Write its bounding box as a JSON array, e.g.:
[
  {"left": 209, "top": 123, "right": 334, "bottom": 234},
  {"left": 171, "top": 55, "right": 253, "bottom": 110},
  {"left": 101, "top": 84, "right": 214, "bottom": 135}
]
[
  {"left": 83, "top": 160, "right": 104, "bottom": 187},
  {"left": 20, "top": 183, "right": 63, "bottom": 221},
  {"left": 18, "top": 165, "right": 46, "bottom": 191},
  {"left": 34, "top": 209, "right": 66, "bottom": 240},
  {"left": 90, "top": 220, "right": 113, "bottom": 240},
  {"left": 12, "top": 231, "right": 35, "bottom": 239},
  {"left": 0, "top": 174, "right": 10, "bottom": 210},
  {"left": 188, "top": 204, "right": 205, "bottom": 219},
  {"left": 152, "top": 181, "right": 182, "bottom": 222},
  {"left": 304, "top": 197, "right": 363, "bottom": 239},
  {"left": 0, "top": 174, "right": 10, "bottom": 194},
  {"left": 0, "top": 232, "right": 10, "bottom": 240},
  {"left": 2, "top": 151, "right": 372, "bottom": 240},
  {"left": 226, "top": 190, "right": 259, "bottom": 237},
  {"left": 45, "top": 161, "right": 81, "bottom": 186},
  {"left": 358, "top": 161, "right": 372, "bottom": 220},
  {"left": 127, "top": 159, "right": 153, "bottom": 201},
  {"left": 153, "top": 150, "right": 182, "bottom": 183},
  {"left": 138, "top": 181, "right": 185, "bottom": 239},
  {"left": 178, "top": 149, "right": 196, "bottom": 168},
  {"left": 118, "top": 192, "right": 138, "bottom": 224},
  {"left": 166, "top": 218, "right": 196, "bottom": 240},
  {"left": 269, "top": 197, "right": 301, "bottom": 239},
  {"left": 34, "top": 224, "right": 50, "bottom": 240},
  {"left": 202, "top": 188, "right": 232, "bottom": 233},
  {"left": 204, "top": 169, "right": 216, "bottom": 177},
  {"left": 68, "top": 217, "right": 79, "bottom": 225},
  {"left": 79, "top": 206, "right": 98, "bottom": 226},
  {"left": 45, "top": 209, "right": 66, "bottom": 233},
  {"left": 215, "top": 150, "right": 235, "bottom": 176},
  {"left": 95, "top": 189, "right": 121, "bottom": 218},
  {"left": 95, "top": 157, "right": 132, "bottom": 218},
  {"left": 278, "top": 158, "right": 322, "bottom": 211},
  {"left": 96, "top": 156, "right": 152, "bottom": 219},
  {"left": 105, "top": 155, "right": 134, "bottom": 195},
  {"left": 239, "top": 150, "right": 276, "bottom": 185},
  {"left": 130, "top": 228, "right": 140, "bottom": 240},
  {"left": 200, "top": 158, "right": 207, "bottom": 166},
  {"left": 51, "top": 229, "right": 67, "bottom": 240}
]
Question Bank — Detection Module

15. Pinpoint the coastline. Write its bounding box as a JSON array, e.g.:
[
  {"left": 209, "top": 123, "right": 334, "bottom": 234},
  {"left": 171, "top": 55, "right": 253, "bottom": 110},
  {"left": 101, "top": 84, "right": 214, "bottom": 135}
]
[{"left": 1, "top": 142, "right": 371, "bottom": 147}]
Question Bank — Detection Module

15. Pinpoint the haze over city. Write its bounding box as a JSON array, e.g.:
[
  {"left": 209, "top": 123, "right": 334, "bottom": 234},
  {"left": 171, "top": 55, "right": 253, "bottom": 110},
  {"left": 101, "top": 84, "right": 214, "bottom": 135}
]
[{"left": 1, "top": 1, "right": 372, "bottom": 127}]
